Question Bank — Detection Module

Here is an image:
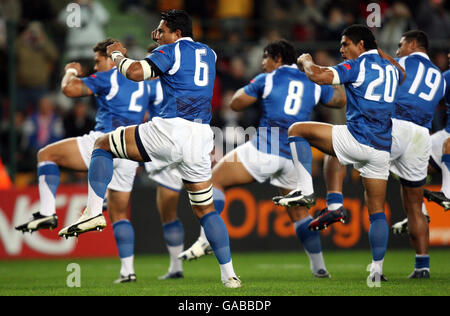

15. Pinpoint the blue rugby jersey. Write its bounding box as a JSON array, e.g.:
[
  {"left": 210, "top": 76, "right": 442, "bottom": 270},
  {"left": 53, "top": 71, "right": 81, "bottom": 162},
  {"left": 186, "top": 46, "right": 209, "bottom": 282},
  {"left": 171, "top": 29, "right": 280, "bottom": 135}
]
[
  {"left": 82, "top": 68, "right": 151, "bottom": 132},
  {"left": 244, "top": 64, "right": 334, "bottom": 159},
  {"left": 146, "top": 78, "right": 164, "bottom": 118},
  {"left": 332, "top": 50, "right": 401, "bottom": 152},
  {"left": 444, "top": 70, "right": 450, "bottom": 132},
  {"left": 394, "top": 52, "right": 445, "bottom": 129},
  {"left": 146, "top": 37, "right": 216, "bottom": 124}
]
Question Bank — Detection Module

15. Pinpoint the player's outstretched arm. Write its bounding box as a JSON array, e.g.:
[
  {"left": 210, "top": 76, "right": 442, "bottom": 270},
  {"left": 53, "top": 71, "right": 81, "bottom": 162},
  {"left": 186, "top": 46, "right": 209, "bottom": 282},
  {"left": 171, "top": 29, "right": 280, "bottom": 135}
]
[
  {"left": 61, "top": 63, "right": 93, "bottom": 98},
  {"left": 298, "top": 53, "right": 335, "bottom": 86},
  {"left": 107, "top": 41, "right": 159, "bottom": 82},
  {"left": 324, "top": 85, "right": 346, "bottom": 109},
  {"left": 229, "top": 88, "right": 258, "bottom": 112}
]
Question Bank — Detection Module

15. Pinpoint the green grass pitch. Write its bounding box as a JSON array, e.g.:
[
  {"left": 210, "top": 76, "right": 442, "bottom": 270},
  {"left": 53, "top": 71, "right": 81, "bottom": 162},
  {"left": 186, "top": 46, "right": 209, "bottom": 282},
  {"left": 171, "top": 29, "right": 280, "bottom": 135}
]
[{"left": 0, "top": 249, "right": 449, "bottom": 296}]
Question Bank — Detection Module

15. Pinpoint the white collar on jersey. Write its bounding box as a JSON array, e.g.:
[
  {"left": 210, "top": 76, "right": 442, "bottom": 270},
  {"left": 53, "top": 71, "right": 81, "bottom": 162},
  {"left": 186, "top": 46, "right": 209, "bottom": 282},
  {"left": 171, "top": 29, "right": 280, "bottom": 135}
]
[
  {"left": 358, "top": 49, "right": 379, "bottom": 58},
  {"left": 409, "top": 52, "right": 430, "bottom": 60},
  {"left": 279, "top": 64, "right": 298, "bottom": 69},
  {"left": 175, "top": 37, "right": 194, "bottom": 43}
]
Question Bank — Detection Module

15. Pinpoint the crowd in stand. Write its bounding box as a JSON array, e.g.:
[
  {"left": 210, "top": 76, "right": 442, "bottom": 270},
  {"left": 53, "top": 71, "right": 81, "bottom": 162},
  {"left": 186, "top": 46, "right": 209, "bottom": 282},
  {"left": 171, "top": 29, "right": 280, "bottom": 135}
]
[{"left": 0, "top": 0, "right": 448, "bottom": 184}]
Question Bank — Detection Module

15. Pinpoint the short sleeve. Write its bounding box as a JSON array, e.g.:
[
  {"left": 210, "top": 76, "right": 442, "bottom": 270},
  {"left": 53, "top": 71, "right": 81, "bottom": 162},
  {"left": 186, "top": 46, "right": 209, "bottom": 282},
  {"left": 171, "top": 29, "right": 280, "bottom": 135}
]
[
  {"left": 319, "top": 85, "right": 334, "bottom": 104},
  {"left": 332, "top": 59, "right": 360, "bottom": 84},
  {"left": 243, "top": 73, "right": 266, "bottom": 98},
  {"left": 146, "top": 44, "right": 174, "bottom": 74},
  {"left": 81, "top": 71, "right": 111, "bottom": 95}
]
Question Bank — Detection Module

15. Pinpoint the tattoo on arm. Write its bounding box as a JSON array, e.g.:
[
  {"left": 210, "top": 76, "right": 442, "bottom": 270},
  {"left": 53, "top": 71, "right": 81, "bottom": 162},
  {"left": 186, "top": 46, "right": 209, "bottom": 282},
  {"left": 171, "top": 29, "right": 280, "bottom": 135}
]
[
  {"left": 325, "top": 85, "right": 346, "bottom": 108},
  {"left": 80, "top": 82, "right": 91, "bottom": 96}
]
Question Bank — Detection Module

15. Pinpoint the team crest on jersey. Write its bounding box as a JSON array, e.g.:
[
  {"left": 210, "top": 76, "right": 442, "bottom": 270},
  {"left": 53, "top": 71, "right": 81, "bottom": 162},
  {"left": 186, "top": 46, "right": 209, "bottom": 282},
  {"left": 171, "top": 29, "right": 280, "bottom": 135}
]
[{"left": 343, "top": 64, "right": 351, "bottom": 70}]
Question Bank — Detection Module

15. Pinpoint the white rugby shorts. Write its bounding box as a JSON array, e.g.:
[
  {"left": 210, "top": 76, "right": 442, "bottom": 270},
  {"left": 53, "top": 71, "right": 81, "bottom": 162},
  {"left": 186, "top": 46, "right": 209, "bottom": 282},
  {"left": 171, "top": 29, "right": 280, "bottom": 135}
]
[
  {"left": 332, "top": 125, "right": 390, "bottom": 180},
  {"left": 430, "top": 128, "right": 450, "bottom": 171},
  {"left": 77, "top": 131, "right": 139, "bottom": 192},
  {"left": 137, "top": 117, "right": 214, "bottom": 183},
  {"left": 390, "top": 118, "right": 430, "bottom": 184},
  {"left": 235, "top": 141, "right": 298, "bottom": 190},
  {"left": 145, "top": 162, "right": 183, "bottom": 192}
]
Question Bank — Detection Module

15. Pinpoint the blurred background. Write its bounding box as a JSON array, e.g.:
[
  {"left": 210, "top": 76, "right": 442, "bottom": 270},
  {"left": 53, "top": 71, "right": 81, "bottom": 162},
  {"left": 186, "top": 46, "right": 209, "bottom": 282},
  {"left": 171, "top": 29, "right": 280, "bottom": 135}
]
[{"left": 0, "top": 0, "right": 449, "bottom": 258}]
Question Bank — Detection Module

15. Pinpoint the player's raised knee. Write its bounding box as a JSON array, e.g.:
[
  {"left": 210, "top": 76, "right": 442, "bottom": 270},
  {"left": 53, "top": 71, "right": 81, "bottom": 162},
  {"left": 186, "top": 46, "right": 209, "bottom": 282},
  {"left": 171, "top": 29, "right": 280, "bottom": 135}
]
[
  {"left": 288, "top": 122, "right": 306, "bottom": 138},
  {"left": 93, "top": 134, "right": 111, "bottom": 152}
]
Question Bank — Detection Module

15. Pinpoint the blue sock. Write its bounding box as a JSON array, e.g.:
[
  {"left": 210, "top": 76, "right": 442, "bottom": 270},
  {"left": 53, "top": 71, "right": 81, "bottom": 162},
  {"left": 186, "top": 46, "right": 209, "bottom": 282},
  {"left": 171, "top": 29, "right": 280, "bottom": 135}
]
[
  {"left": 295, "top": 216, "right": 322, "bottom": 254},
  {"left": 38, "top": 162, "right": 60, "bottom": 197},
  {"left": 113, "top": 220, "right": 135, "bottom": 258},
  {"left": 162, "top": 220, "right": 184, "bottom": 247},
  {"left": 327, "top": 192, "right": 343, "bottom": 211},
  {"left": 213, "top": 187, "right": 225, "bottom": 214},
  {"left": 200, "top": 211, "right": 231, "bottom": 264},
  {"left": 415, "top": 255, "right": 430, "bottom": 270},
  {"left": 369, "top": 213, "right": 389, "bottom": 261},
  {"left": 88, "top": 149, "right": 114, "bottom": 200},
  {"left": 442, "top": 154, "right": 450, "bottom": 171}
]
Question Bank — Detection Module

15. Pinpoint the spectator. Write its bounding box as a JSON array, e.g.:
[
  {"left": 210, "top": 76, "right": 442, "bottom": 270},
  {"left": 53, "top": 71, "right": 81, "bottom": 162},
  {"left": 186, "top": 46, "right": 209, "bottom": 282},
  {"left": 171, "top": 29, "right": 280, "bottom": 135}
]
[
  {"left": 416, "top": 0, "right": 450, "bottom": 41},
  {"left": 377, "top": 1, "right": 417, "bottom": 55},
  {"left": 21, "top": 95, "right": 64, "bottom": 154},
  {"left": 58, "top": 0, "right": 109, "bottom": 61},
  {"left": 318, "top": 6, "right": 348, "bottom": 41},
  {"left": 216, "top": 0, "right": 253, "bottom": 40},
  {"left": 63, "top": 99, "right": 95, "bottom": 138},
  {"left": 16, "top": 21, "right": 58, "bottom": 112}
]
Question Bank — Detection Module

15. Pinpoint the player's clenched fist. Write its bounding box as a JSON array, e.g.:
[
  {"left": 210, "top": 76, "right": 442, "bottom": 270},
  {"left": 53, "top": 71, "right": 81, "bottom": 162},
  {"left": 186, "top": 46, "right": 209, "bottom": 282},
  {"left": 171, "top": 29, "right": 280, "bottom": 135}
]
[
  {"left": 107, "top": 41, "right": 127, "bottom": 58},
  {"left": 65, "top": 62, "right": 82, "bottom": 76}
]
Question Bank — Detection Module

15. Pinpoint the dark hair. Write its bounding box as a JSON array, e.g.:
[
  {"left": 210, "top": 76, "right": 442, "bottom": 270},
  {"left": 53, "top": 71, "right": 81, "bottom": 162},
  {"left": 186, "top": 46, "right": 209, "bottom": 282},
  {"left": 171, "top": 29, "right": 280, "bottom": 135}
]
[
  {"left": 161, "top": 10, "right": 193, "bottom": 38},
  {"left": 402, "top": 30, "right": 429, "bottom": 52},
  {"left": 93, "top": 38, "right": 119, "bottom": 56},
  {"left": 342, "top": 24, "right": 378, "bottom": 50},
  {"left": 264, "top": 40, "right": 297, "bottom": 65}
]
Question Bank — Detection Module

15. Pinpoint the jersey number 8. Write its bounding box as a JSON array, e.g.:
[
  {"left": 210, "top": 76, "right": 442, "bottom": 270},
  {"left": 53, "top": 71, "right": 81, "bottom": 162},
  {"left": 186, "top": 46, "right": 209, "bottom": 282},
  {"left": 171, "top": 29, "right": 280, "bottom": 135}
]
[{"left": 284, "top": 81, "right": 304, "bottom": 116}]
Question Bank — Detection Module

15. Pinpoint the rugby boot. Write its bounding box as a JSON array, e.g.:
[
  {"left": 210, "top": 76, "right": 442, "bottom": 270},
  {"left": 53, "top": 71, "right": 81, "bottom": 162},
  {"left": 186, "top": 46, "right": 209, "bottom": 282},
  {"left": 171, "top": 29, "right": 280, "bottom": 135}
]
[
  {"left": 15, "top": 212, "right": 58, "bottom": 233},
  {"left": 308, "top": 207, "right": 348, "bottom": 231},
  {"left": 272, "top": 190, "right": 316, "bottom": 208}
]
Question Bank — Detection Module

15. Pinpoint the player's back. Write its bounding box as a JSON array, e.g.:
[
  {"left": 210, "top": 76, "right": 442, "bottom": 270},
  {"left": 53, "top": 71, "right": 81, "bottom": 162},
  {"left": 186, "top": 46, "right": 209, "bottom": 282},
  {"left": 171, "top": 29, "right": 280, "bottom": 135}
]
[
  {"left": 247, "top": 65, "right": 333, "bottom": 159},
  {"left": 146, "top": 78, "right": 164, "bottom": 119},
  {"left": 334, "top": 50, "right": 401, "bottom": 152},
  {"left": 394, "top": 53, "right": 445, "bottom": 129},
  {"left": 82, "top": 68, "right": 152, "bottom": 133},
  {"left": 146, "top": 38, "right": 216, "bottom": 124}
]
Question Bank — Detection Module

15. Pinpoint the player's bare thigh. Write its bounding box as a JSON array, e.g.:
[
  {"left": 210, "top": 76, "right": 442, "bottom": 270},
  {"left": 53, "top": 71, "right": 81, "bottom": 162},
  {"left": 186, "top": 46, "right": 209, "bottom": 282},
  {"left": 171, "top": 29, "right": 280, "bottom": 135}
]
[
  {"left": 212, "top": 150, "right": 255, "bottom": 191},
  {"left": 38, "top": 138, "right": 87, "bottom": 171},
  {"left": 288, "top": 122, "right": 336, "bottom": 156}
]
